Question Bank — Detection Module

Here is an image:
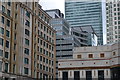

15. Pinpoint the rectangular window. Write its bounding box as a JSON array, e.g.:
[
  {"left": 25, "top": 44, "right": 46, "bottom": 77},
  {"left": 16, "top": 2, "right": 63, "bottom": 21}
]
[
  {"left": 26, "top": 11, "right": 30, "bottom": 18},
  {"left": 2, "top": 5, "right": 5, "bottom": 13},
  {"left": 6, "top": 30, "right": 10, "bottom": 37},
  {"left": 40, "top": 40, "right": 42, "bottom": 45},
  {"left": 25, "top": 39, "right": 29, "bottom": 45},
  {"left": 46, "top": 67, "right": 48, "bottom": 71},
  {"left": 6, "top": 40, "right": 9, "bottom": 48},
  {"left": 40, "top": 56, "right": 42, "bottom": 61},
  {"left": 49, "top": 52, "right": 51, "bottom": 57},
  {"left": 0, "top": 38, "right": 4, "bottom": 46},
  {"left": 15, "top": 13, "right": 17, "bottom": 19},
  {"left": 52, "top": 54, "right": 53, "bottom": 58},
  {"left": 1, "top": 16, "right": 4, "bottom": 24},
  {"left": 5, "top": 52, "right": 9, "bottom": 59},
  {"left": 86, "top": 71, "right": 92, "bottom": 80},
  {"left": 43, "top": 66, "right": 45, "bottom": 70},
  {"left": 14, "top": 33, "right": 16, "bottom": 40},
  {"left": 13, "top": 54, "right": 16, "bottom": 61},
  {"left": 52, "top": 61, "right": 53, "bottom": 66},
  {"left": 13, "top": 64, "right": 16, "bottom": 73},
  {"left": 52, "top": 32, "right": 54, "bottom": 37},
  {"left": 25, "top": 20, "right": 30, "bottom": 27},
  {"left": 14, "top": 44, "right": 16, "bottom": 50},
  {"left": 40, "top": 48, "right": 42, "bottom": 53},
  {"left": 24, "top": 48, "right": 29, "bottom": 55},
  {"left": 98, "top": 70, "right": 104, "bottom": 80},
  {"left": 46, "top": 59, "right": 48, "bottom": 64},
  {"left": 44, "top": 42, "right": 45, "bottom": 47},
  {"left": 43, "top": 57, "right": 45, "bottom": 62},
  {"left": 49, "top": 68, "right": 51, "bottom": 72},
  {"left": 0, "top": 49, "right": 3, "bottom": 57},
  {"left": 63, "top": 72, "right": 68, "bottom": 80},
  {"left": 100, "top": 53, "right": 105, "bottom": 58},
  {"left": 40, "top": 64, "right": 42, "bottom": 69},
  {"left": 25, "top": 29, "right": 30, "bottom": 36},
  {"left": 24, "top": 67, "right": 29, "bottom": 74},
  {"left": 7, "top": 9, "right": 10, "bottom": 17},
  {"left": 24, "top": 58, "right": 29, "bottom": 64},
  {"left": 113, "top": 52, "right": 116, "bottom": 56},
  {"left": 46, "top": 51, "right": 48, "bottom": 56},
  {"left": 88, "top": 54, "right": 93, "bottom": 58},
  {"left": 74, "top": 71, "right": 80, "bottom": 80},
  {"left": 49, "top": 60, "right": 51, "bottom": 65},
  {"left": 0, "top": 27, "right": 4, "bottom": 34},
  {"left": 5, "top": 63, "right": 8, "bottom": 72},
  {"left": 44, "top": 26, "right": 46, "bottom": 31},
  {"left": 43, "top": 49, "right": 45, "bottom": 54},
  {"left": 0, "top": 61, "right": 2, "bottom": 71},
  {"left": 7, "top": 19, "right": 10, "bottom": 27},
  {"left": 8, "top": 1, "right": 11, "bottom": 6},
  {"left": 77, "top": 55, "right": 82, "bottom": 59}
]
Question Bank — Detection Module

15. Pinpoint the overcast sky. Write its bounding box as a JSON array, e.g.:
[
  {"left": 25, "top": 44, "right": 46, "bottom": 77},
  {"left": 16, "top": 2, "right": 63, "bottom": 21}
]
[{"left": 39, "top": 0, "right": 65, "bottom": 14}]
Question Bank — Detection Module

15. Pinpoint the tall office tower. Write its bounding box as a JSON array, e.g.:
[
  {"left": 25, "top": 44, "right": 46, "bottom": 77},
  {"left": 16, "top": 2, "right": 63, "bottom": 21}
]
[
  {"left": 106, "top": 0, "right": 120, "bottom": 44},
  {"left": 65, "top": 0, "right": 103, "bottom": 45},
  {"left": 46, "top": 9, "right": 87, "bottom": 79},
  {"left": 0, "top": 1, "right": 56, "bottom": 79},
  {"left": 46, "top": 9, "right": 89, "bottom": 59}
]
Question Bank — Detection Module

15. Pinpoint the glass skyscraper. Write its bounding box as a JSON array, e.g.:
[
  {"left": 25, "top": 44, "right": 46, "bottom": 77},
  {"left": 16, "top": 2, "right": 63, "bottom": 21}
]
[{"left": 65, "top": 0, "right": 103, "bottom": 45}]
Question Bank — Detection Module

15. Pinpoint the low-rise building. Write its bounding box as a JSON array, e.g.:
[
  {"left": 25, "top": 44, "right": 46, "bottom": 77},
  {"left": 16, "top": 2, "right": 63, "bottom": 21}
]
[{"left": 58, "top": 42, "right": 120, "bottom": 80}]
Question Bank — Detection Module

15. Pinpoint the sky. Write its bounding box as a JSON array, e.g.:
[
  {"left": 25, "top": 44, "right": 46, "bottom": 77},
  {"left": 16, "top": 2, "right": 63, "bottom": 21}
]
[{"left": 39, "top": 0, "right": 65, "bottom": 14}]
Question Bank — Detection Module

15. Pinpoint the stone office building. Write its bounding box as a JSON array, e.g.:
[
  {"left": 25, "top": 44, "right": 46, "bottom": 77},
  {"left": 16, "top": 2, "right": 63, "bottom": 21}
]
[
  {"left": 0, "top": 0, "right": 56, "bottom": 79},
  {"left": 58, "top": 42, "right": 120, "bottom": 80}
]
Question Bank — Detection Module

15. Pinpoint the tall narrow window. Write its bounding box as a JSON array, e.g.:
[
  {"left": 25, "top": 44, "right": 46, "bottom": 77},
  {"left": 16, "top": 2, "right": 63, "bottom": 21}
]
[
  {"left": 13, "top": 64, "right": 16, "bottom": 73},
  {"left": 63, "top": 72, "right": 68, "bottom": 80},
  {"left": 25, "top": 39, "right": 29, "bottom": 45},
  {"left": 25, "top": 20, "right": 30, "bottom": 27},
  {"left": 24, "top": 58, "right": 29, "bottom": 64},
  {"left": 6, "top": 30, "right": 10, "bottom": 37},
  {"left": 25, "top": 29, "right": 30, "bottom": 36},
  {"left": 13, "top": 54, "right": 16, "bottom": 61},
  {"left": 2, "top": 5, "right": 5, "bottom": 13},
  {"left": 7, "top": 9, "right": 10, "bottom": 17},
  {"left": 0, "top": 49, "right": 3, "bottom": 57},
  {"left": 0, "top": 27, "right": 4, "bottom": 34},
  {"left": 0, "top": 61, "right": 2, "bottom": 71},
  {"left": 98, "top": 70, "right": 104, "bottom": 80},
  {"left": 86, "top": 71, "right": 92, "bottom": 80},
  {"left": 6, "top": 40, "right": 9, "bottom": 48},
  {"left": 8, "top": 1, "right": 11, "bottom": 6},
  {"left": 0, "top": 38, "right": 4, "bottom": 46},
  {"left": 24, "top": 48, "right": 29, "bottom": 55},
  {"left": 1, "top": 16, "right": 4, "bottom": 24},
  {"left": 74, "top": 71, "right": 80, "bottom": 80},
  {"left": 5, "top": 63, "right": 8, "bottom": 72},
  {"left": 7, "top": 19, "right": 10, "bottom": 27},
  {"left": 24, "top": 67, "right": 29, "bottom": 74},
  {"left": 26, "top": 11, "right": 30, "bottom": 18},
  {"left": 5, "top": 52, "right": 9, "bottom": 59}
]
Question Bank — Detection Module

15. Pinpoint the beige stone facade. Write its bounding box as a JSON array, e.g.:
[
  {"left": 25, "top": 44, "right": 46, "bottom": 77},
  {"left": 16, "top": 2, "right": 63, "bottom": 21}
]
[
  {"left": 58, "top": 42, "right": 120, "bottom": 79},
  {"left": 0, "top": 1, "right": 56, "bottom": 79}
]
